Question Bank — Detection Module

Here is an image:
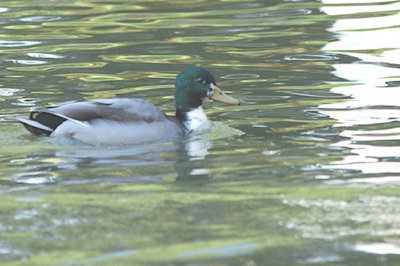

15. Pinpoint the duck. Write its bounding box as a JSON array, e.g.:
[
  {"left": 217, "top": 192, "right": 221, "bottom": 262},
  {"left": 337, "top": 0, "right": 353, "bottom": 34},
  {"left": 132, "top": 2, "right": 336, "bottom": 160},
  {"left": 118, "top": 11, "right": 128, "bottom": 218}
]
[{"left": 16, "top": 66, "right": 240, "bottom": 145}]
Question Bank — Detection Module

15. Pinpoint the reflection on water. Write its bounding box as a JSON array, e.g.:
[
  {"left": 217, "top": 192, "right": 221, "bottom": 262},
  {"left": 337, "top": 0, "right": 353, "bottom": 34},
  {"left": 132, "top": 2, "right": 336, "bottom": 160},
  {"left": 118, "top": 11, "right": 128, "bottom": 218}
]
[
  {"left": 1, "top": 0, "right": 400, "bottom": 265},
  {"left": 355, "top": 242, "right": 400, "bottom": 255},
  {"left": 321, "top": 0, "right": 400, "bottom": 176},
  {"left": 7, "top": 122, "right": 239, "bottom": 184}
]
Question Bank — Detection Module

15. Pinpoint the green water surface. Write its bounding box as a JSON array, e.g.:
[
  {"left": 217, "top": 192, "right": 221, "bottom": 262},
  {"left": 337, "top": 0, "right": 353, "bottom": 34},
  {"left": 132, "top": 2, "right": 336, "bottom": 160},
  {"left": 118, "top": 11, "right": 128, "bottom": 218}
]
[{"left": 1, "top": 0, "right": 400, "bottom": 265}]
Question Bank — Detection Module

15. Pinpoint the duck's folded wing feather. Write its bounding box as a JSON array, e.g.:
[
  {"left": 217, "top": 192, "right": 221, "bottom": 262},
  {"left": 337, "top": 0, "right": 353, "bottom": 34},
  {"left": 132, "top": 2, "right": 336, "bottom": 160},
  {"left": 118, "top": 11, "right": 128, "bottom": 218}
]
[
  {"left": 94, "top": 98, "right": 165, "bottom": 122},
  {"left": 31, "top": 98, "right": 166, "bottom": 125},
  {"left": 41, "top": 101, "right": 103, "bottom": 121}
]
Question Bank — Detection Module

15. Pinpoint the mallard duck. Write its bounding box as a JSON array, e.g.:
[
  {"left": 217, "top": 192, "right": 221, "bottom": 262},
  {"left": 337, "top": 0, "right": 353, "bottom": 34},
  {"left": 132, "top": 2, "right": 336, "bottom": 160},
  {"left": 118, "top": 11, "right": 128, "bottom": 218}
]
[{"left": 16, "top": 66, "right": 239, "bottom": 145}]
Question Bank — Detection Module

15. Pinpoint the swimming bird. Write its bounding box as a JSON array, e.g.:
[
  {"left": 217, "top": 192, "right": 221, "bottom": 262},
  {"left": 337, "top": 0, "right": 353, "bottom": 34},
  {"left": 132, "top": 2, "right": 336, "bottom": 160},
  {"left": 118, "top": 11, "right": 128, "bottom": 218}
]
[{"left": 16, "top": 66, "right": 239, "bottom": 145}]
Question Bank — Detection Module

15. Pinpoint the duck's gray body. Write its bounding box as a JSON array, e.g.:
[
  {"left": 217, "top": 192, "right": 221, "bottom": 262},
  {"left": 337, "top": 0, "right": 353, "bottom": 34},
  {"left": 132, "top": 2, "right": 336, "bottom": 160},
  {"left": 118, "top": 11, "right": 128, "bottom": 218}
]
[{"left": 17, "top": 98, "right": 184, "bottom": 145}]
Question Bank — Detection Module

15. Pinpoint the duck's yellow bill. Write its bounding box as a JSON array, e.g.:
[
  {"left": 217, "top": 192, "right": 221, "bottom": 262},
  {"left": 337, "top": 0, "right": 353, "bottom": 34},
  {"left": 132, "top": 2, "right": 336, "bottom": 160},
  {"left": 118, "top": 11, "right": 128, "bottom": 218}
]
[{"left": 210, "top": 86, "right": 240, "bottom": 105}]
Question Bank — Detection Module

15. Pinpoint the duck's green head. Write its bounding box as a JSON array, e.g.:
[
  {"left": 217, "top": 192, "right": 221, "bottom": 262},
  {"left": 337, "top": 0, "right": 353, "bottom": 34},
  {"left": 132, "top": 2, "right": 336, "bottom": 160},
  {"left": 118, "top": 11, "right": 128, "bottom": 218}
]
[{"left": 174, "top": 66, "right": 239, "bottom": 112}]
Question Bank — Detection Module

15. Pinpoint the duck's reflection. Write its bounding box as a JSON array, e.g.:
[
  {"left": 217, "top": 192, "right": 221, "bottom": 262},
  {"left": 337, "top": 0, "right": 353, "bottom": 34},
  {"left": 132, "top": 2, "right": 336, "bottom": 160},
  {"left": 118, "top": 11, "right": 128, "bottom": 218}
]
[
  {"left": 175, "top": 135, "right": 213, "bottom": 181},
  {"left": 12, "top": 122, "right": 241, "bottom": 185},
  {"left": 48, "top": 131, "right": 215, "bottom": 183}
]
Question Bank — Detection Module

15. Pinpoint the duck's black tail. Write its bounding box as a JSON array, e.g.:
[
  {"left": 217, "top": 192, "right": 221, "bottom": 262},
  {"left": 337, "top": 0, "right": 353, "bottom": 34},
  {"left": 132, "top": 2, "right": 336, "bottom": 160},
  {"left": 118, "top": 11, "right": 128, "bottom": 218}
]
[{"left": 16, "top": 111, "right": 67, "bottom": 136}]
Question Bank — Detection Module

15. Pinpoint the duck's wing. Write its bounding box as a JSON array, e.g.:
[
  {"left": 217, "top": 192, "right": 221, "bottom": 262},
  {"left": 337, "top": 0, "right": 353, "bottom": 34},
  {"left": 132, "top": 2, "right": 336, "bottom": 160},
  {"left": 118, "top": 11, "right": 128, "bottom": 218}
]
[
  {"left": 17, "top": 98, "right": 167, "bottom": 136},
  {"left": 94, "top": 98, "right": 165, "bottom": 123},
  {"left": 16, "top": 101, "right": 103, "bottom": 136}
]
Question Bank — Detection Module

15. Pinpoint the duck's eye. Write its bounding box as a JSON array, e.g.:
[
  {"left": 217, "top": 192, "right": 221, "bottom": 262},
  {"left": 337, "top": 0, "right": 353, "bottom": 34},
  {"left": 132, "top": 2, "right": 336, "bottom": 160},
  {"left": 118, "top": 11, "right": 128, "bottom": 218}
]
[
  {"left": 207, "top": 83, "right": 215, "bottom": 97},
  {"left": 195, "top": 77, "right": 206, "bottom": 84}
]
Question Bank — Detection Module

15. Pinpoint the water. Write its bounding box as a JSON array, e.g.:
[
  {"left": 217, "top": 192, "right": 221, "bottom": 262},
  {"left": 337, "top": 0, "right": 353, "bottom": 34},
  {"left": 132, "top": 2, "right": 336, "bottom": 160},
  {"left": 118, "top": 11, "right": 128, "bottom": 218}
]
[{"left": 1, "top": 0, "right": 400, "bottom": 265}]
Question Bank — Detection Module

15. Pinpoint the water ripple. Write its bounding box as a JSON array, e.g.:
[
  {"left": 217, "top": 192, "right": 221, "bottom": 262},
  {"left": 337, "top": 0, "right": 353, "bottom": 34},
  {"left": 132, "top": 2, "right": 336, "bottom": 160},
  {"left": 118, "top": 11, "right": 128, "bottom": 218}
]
[
  {"left": 13, "top": 171, "right": 57, "bottom": 184},
  {"left": 8, "top": 59, "right": 48, "bottom": 65},
  {"left": 0, "top": 40, "right": 41, "bottom": 47},
  {"left": 235, "top": 9, "right": 312, "bottom": 18},
  {"left": 19, "top": 16, "right": 63, "bottom": 22},
  {"left": 285, "top": 54, "right": 340, "bottom": 61},
  {"left": 27, "top": 53, "right": 65, "bottom": 59},
  {"left": 0, "top": 88, "right": 22, "bottom": 96},
  {"left": 221, "top": 74, "right": 260, "bottom": 80}
]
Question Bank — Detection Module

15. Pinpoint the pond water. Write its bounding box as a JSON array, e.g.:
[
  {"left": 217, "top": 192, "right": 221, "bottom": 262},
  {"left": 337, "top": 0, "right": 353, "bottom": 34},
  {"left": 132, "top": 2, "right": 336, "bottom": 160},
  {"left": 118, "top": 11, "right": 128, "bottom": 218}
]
[{"left": 1, "top": 0, "right": 400, "bottom": 265}]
